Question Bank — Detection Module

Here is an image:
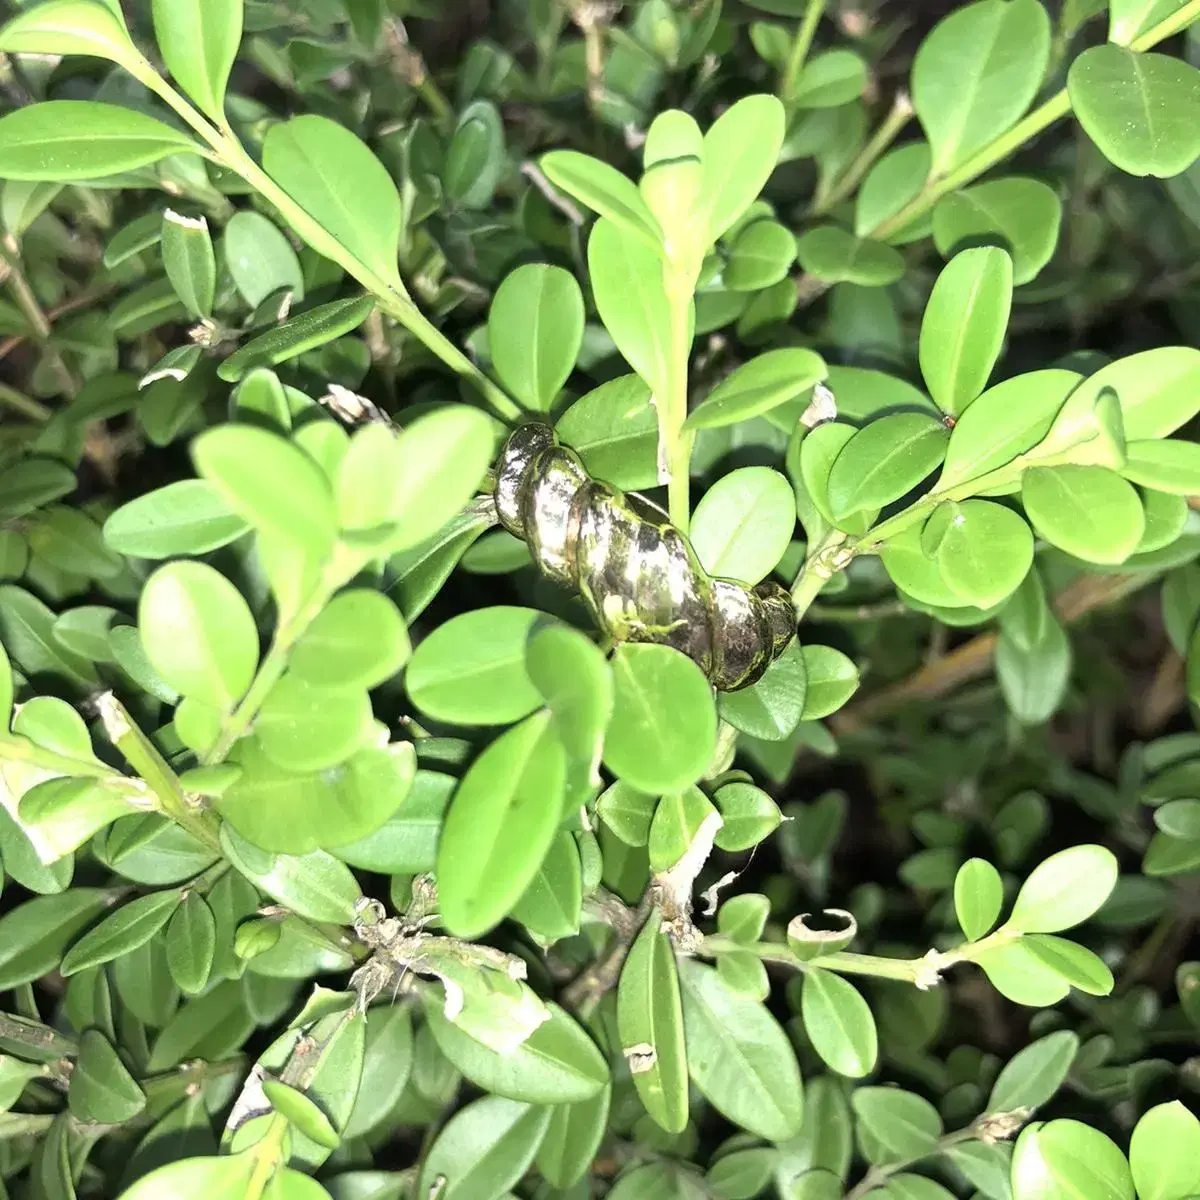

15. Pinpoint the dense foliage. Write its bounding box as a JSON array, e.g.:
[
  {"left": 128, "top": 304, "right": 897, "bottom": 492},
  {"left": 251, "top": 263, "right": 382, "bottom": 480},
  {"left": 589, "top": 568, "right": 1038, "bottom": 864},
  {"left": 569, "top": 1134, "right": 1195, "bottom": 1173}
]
[{"left": 0, "top": 0, "right": 1198, "bottom": 1198}]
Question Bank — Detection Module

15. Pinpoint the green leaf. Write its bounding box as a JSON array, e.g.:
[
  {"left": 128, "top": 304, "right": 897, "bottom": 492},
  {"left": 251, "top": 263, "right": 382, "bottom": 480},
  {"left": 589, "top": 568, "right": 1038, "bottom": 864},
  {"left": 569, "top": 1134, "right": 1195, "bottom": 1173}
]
[
  {"left": 800, "top": 967, "right": 877, "bottom": 1078},
  {"left": 488, "top": 264, "right": 583, "bottom": 411},
  {"left": 884, "top": 1177, "right": 956, "bottom": 1200},
  {"left": 0, "top": 102, "right": 197, "bottom": 181},
  {"left": 912, "top": 0, "right": 1050, "bottom": 175},
  {"left": 139, "top": 560, "right": 258, "bottom": 710},
  {"left": 0, "top": 1, "right": 138, "bottom": 70},
  {"left": 291, "top": 590, "right": 409, "bottom": 689},
  {"left": 679, "top": 961, "right": 804, "bottom": 1141},
  {"left": 987, "top": 1030, "right": 1079, "bottom": 1114},
  {"left": 151, "top": 0, "right": 241, "bottom": 122},
  {"left": 953, "top": 857, "right": 1004, "bottom": 941},
  {"left": 919, "top": 247, "right": 1013, "bottom": 416},
  {"left": 717, "top": 894, "right": 771, "bottom": 944},
  {"left": 28, "top": 505, "right": 121, "bottom": 580},
  {"left": 588, "top": 217, "right": 673, "bottom": 394},
  {"left": 618, "top": 910, "right": 689, "bottom": 1133},
  {"left": 852, "top": 1087, "right": 942, "bottom": 1163},
  {"left": 417, "top": 1097, "right": 551, "bottom": 1200},
  {"left": 538, "top": 1087, "right": 612, "bottom": 1190},
  {"left": 437, "top": 712, "right": 566, "bottom": 939},
  {"left": 256, "top": 672, "right": 370, "bottom": 771},
  {"left": 526, "top": 624, "right": 613, "bottom": 771},
  {"left": 0, "top": 584, "right": 98, "bottom": 686},
  {"left": 597, "top": 780, "right": 656, "bottom": 846},
  {"left": 933, "top": 177, "right": 1062, "bottom": 285},
  {"left": 407, "top": 606, "right": 545, "bottom": 725},
  {"left": 540, "top": 150, "right": 663, "bottom": 247},
  {"left": 342, "top": 1005, "right": 414, "bottom": 1140},
  {"left": 117, "top": 1155, "right": 256, "bottom": 1200},
  {"left": 388, "top": 405, "right": 495, "bottom": 553},
  {"left": 795, "top": 225, "right": 905, "bottom": 286},
  {"left": 1129, "top": 1101, "right": 1200, "bottom": 1200},
  {"left": 104, "top": 480, "right": 248, "bottom": 559},
  {"left": 724, "top": 220, "right": 797, "bottom": 291},
  {"left": 161, "top": 210, "right": 216, "bottom": 320},
  {"left": 224, "top": 211, "right": 305, "bottom": 308},
  {"left": 713, "top": 782, "right": 783, "bottom": 851},
  {"left": 1155, "top": 797, "right": 1200, "bottom": 839},
  {"left": 556, "top": 375, "right": 659, "bottom": 491},
  {"left": 103, "top": 210, "right": 163, "bottom": 269},
  {"left": 264, "top": 115, "right": 402, "bottom": 285},
  {"left": 263, "top": 1080, "right": 340, "bottom": 1149},
  {"left": 691, "top": 467, "right": 795, "bottom": 584},
  {"left": 856, "top": 143, "right": 931, "bottom": 241},
  {"left": 799, "top": 644, "right": 859, "bottom": 720},
  {"left": 649, "top": 785, "right": 719, "bottom": 871},
  {"left": 443, "top": 99, "right": 505, "bottom": 210},
  {"left": 997, "top": 615, "right": 1071, "bottom": 725},
  {"left": 935, "top": 500, "right": 1033, "bottom": 608},
  {"left": 1065, "top": 347, "right": 1200, "bottom": 441},
  {"left": 220, "top": 737, "right": 413, "bottom": 853},
  {"left": 220, "top": 826, "right": 362, "bottom": 924},
  {"left": 826, "top": 412, "right": 949, "bottom": 517},
  {"left": 1022, "top": 934, "right": 1114, "bottom": 995},
  {"left": 1110, "top": 0, "right": 1187, "bottom": 44},
  {"left": 0, "top": 889, "right": 111, "bottom": 990},
  {"left": 719, "top": 640, "right": 808, "bottom": 741},
  {"left": 193, "top": 424, "right": 336, "bottom": 559},
  {"left": 1011, "top": 1119, "right": 1134, "bottom": 1200},
  {"left": 217, "top": 296, "right": 375, "bottom": 382},
  {"left": 510, "top": 831, "right": 583, "bottom": 941},
  {"left": 793, "top": 49, "right": 867, "bottom": 108},
  {"left": 164, "top": 891, "right": 216, "bottom": 995},
  {"left": 426, "top": 998, "right": 608, "bottom": 1104},
  {"left": 1120, "top": 438, "right": 1200, "bottom": 494},
  {"left": 331, "top": 768, "right": 451, "bottom": 874},
  {"left": 60, "top": 890, "right": 181, "bottom": 976},
  {"left": 939, "top": 369, "right": 1081, "bottom": 489},
  {"left": 1009, "top": 844, "right": 1119, "bottom": 933},
  {"left": 1022, "top": 466, "right": 1145, "bottom": 564},
  {"left": 685, "top": 348, "right": 827, "bottom": 430},
  {"left": 1069, "top": 45, "right": 1200, "bottom": 178},
  {"left": 0, "top": 457, "right": 76, "bottom": 520},
  {"left": 68, "top": 1029, "right": 145, "bottom": 1124},
  {"left": 701, "top": 94, "right": 786, "bottom": 242},
  {"left": 605, "top": 644, "right": 716, "bottom": 795}
]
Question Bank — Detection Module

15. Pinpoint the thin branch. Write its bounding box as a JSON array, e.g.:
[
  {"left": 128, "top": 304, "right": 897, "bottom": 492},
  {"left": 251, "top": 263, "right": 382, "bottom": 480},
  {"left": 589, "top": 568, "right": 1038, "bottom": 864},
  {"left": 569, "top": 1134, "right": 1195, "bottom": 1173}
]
[
  {"left": 520, "top": 161, "right": 585, "bottom": 226},
  {"left": 832, "top": 571, "right": 1151, "bottom": 733}
]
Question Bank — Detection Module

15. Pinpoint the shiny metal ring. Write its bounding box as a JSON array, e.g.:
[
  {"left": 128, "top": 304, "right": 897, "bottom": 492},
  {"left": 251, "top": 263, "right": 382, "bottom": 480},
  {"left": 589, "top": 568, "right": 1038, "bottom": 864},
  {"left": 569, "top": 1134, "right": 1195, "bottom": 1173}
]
[{"left": 494, "top": 422, "right": 795, "bottom": 691}]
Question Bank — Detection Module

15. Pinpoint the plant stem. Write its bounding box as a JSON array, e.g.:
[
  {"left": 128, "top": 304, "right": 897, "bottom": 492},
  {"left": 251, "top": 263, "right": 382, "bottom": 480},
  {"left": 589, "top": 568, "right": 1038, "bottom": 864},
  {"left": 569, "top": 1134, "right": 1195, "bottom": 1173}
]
[
  {"left": 701, "top": 925, "right": 1020, "bottom": 987},
  {"left": 812, "top": 90, "right": 914, "bottom": 215},
  {"left": 129, "top": 61, "right": 519, "bottom": 423},
  {"left": 98, "top": 694, "right": 222, "bottom": 853},
  {"left": 790, "top": 529, "right": 848, "bottom": 616},
  {"left": 845, "top": 1128, "right": 979, "bottom": 1200},
  {"left": 0, "top": 382, "right": 50, "bottom": 421},
  {"left": 204, "top": 561, "right": 351, "bottom": 765},
  {"left": 781, "top": 0, "right": 826, "bottom": 109},
  {"left": 663, "top": 279, "right": 695, "bottom": 531},
  {"left": 0, "top": 1012, "right": 77, "bottom": 1062},
  {"left": 0, "top": 238, "right": 78, "bottom": 397}
]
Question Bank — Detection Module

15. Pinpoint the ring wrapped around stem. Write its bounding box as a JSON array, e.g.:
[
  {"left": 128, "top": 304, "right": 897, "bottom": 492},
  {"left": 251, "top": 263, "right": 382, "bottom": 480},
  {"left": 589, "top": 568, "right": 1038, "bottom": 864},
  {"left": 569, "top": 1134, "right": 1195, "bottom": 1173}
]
[{"left": 494, "top": 422, "right": 796, "bottom": 691}]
